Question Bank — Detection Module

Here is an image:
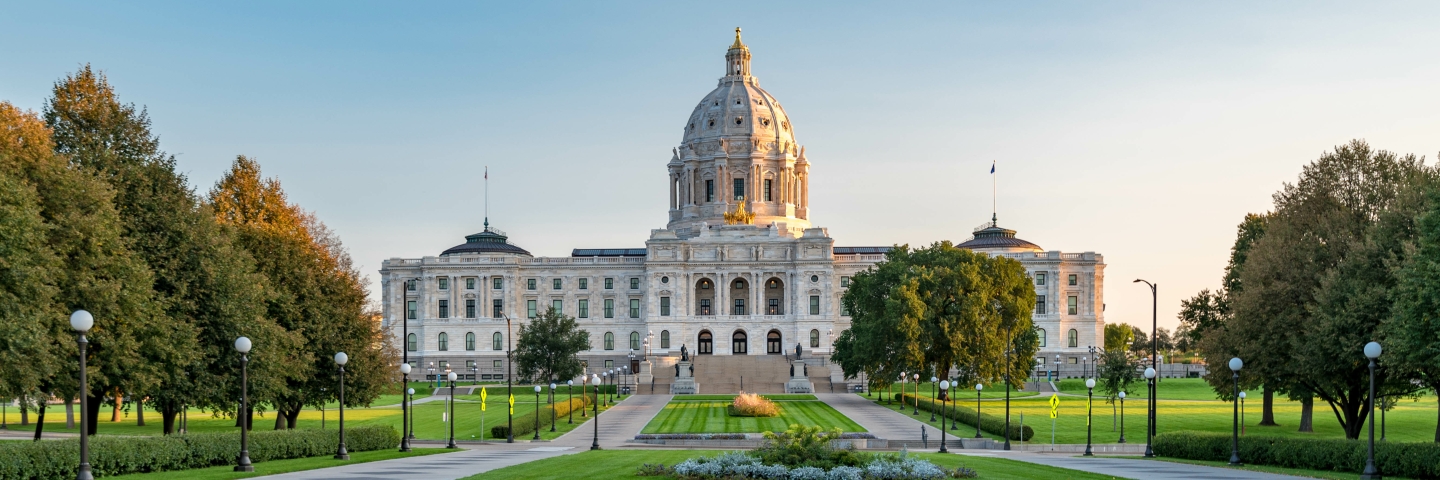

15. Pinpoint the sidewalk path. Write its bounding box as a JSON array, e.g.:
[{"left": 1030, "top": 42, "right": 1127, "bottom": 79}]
[
  {"left": 814, "top": 393, "right": 926, "bottom": 440},
  {"left": 551, "top": 394, "right": 671, "bottom": 448},
  {"left": 954, "top": 451, "right": 1309, "bottom": 480}
]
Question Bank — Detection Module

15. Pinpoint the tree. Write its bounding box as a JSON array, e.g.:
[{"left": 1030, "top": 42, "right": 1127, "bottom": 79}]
[
  {"left": 1103, "top": 323, "right": 1133, "bottom": 353},
  {"left": 0, "top": 139, "right": 62, "bottom": 421},
  {"left": 1097, "top": 348, "right": 1138, "bottom": 429},
  {"left": 514, "top": 308, "right": 591, "bottom": 383},
  {"left": 1127, "top": 326, "right": 1148, "bottom": 356},
  {"left": 1381, "top": 185, "right": 1440, "bottom": 442}
]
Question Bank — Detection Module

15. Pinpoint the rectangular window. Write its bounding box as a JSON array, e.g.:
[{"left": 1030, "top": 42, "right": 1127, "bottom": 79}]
[
  {"left": 809, "top": 296, "right": 820, "bottom": 315},
  {"left": 630, "top": 299, "right": 640, "bottom": 318},
  {"left": 466, "top": 278, "right": 476, "bottom": 289},
  {"left": 465, "top": 299, "right": 476, "bottom": 318},
  {"left": 552, "top": 299, "right": 563, "bottom": 314},
  {"left": 1068, "top": 274, "right": 1077, "bottom": 286},
  {"left": 406, "top": 300, "right": 417, "bottom": 319},
  {"left": 733, "top": 178, "right": 745, "bottom": 200},
  {"left": 1069, "top": 357, "right": 1078, "bottom": 364},
  {"left": 604, "top": 299, "right": 614, "bottom": 318},
  {"left": 466, "top": 360, "right": 476, "bottom": 369},
  {"left": 579, "top": 278, "right": 588, "bottom": 290},
  {"left": 1038, "top": 330, "right": 1047, "bottom": 347},
  {"left": 840, "top": 301, "right": 850, "bottom": 317},
  {"left": 553, "top": 278, "right": 562, "bottom": 290},
  {"left": 699, "top": 299, "right": 711, "bottom": 315},
  {"left": 605, "top": 278, "right": 614, "bottom": 289},
  {"left": 1067, "top": 296, "right": 1078, "bottom": 315},
  {"left": 438, "top": 360, "right": 448, "bottom": 370},
  {"left": 406, "top": 279, "right": 416, "bottom": 291},
  {"left": 492, "top": 299, "right": 503, "bottom": 317},
  {"left": 1036, "top": 273, "right": 1046, "bottom": 286},
  {"left": 764, "top": 179, "right": 772, "bottom": 201},
  {"left": 768, "top": 298, "right": 781, "bottom": 315},
  {"left": 438, "top": 277, "right": 448, "bottom": 290},
  {"left": 437, "top": 300, "right": 449, "bottom": 319},
  {"left": 732, "top": 299, "right": 745, "bottom": 315},
  {"left": 630, "top": 278, "right": 640, "bottom": 289},
  {"left": 1036, "top": 295, "right": 1047, "bottom": 315},
  {"left": 527, "top": 299, "right": 537, "bottom": 318},
  {"left": 840, "top": 276, "right": 850, "bottom": 288},
  {"left": 493, "top": 359, "right": 502, "bottom": 369},
  {"left": 706, "top": 180, "right": 714, "bottom": 202},
  {"left": 578, "top": 299, "right": 589, "bottom": 318},
  {"left": 605, "top": 359, "right": 614, "bottom": 369},
  {"left": 493, "top": 277, "right": 502, "bottom": 289},
  {"left": 527, "top": 279, "right": 537, "bottom": 290},
  {"left": 660, "top": 297, "right": 670, "bottom": 316}
]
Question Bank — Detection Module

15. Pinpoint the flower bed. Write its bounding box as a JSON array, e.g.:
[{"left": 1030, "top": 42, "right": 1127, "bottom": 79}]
[
  {"left": 637, "top": 425, "right": 975, "bottom": 479},
  {"left": 634, "top": 433, "right": 750, "bottom": 440},
  {"left": 730, "top": 392, "right": 782, "bottom": 417}
]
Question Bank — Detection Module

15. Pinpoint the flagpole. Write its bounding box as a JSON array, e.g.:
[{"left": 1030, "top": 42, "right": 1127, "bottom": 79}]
[
  {"left": 991, "top": 161, "right": 997, "bottom": 223},
  {"left": 484, "top": 166, "right": 489, "bottom": 228}
]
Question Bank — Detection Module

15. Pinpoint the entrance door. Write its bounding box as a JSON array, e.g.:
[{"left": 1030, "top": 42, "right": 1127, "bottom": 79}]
[
  {"left": 732, "top": 331, "right": 748, "bottom": 355},
  {"left": 698, "top": 331, "right": 713, "bottom": 354},
  {"left": 766, "top": 331, "right": 782, "bottom": 354}
]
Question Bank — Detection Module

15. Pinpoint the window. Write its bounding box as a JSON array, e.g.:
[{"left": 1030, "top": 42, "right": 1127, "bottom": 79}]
[
  {"left": 406, "top": 279, "right": 416, "bottom": 291},
  {"left": 700, "top": 279, "right": 712, "bottom": 289},
  {"left": 630, "top": 278, "right": 640, "bottom": 289},
  {"left": 661, "top": 330, "right": 670, "bottom": 348},
  {"left": 466, "top": 278, "right": 475, "bottom": 290},
  {"left": 493, "top": 332, "right": 503, "bottom": 350},
  {"left": 436, "top": 300, "right": 451, "bottom": 319},
  {"left": 527, "top": 279, "right": 537, "bottom": 290},
  {"left": 630, "top": 332, "right": 640, "bottom": 350},
  {"left": 604, "top": 299, "right": 614, "bottom": 318},
  {"left": 551, "top": 278, "right": 561, "bottom": 290},
  {"left": 465, "top": 299, "right": 476, "bottom": 318},
  {"left": 840, "top": 301, "right": 850, "bottom": 316},
  {"left": 527, "top": 299, "right": 537, "bottom": 318},
  {"left": 840, "top": 276, "right": 850, "bottom": 288},
  {"left": 406, "top": 333, "right": 417, "bottom": 352},
  {"left": 579, "top": 278, "right": 588, "bottom": 290},
  {"left": 660, "top": 297, "right": 670, "bottom": 316},
  {"left": 578, "top": 299, "right": 589, "bottom": 318},
  {"left": 734, "top": 178, "right": 745, "bottom": 200},
  {"left": 1068, "top": 274, "right": 1077, "bottom": 286},
  {"left": 810, "top": 329, "right": 820, "bottom": 348},
  {"left": 1036, "top": 295, "right": 1047, "bottom": 315},
  {"left": 699, "top": 299, "right": 711, "bottom": 315},
  {"left": 605, "top": 278, "right": 614, "bottom": 289},
  {"left": 1069, "top": 357, "right": 1078, "bottom": 364},
  {"left": 605, "top": 359, "right": 614, "bottom": 368},
  {"left": 1068, "top": 329, "right": 1078, "bottom": 348},
  {"left": 438, "top": 360, "right": 448, "bottom": 370},
  {"left": 466, "top": 360, "right": 476, "bottom": 369},
  {"left": 1036, "top": 273, "right": 1046, "bottom": 286},
  {"left": 604, "top": 332, "right": 615, "bottom": 350},
  {"left": 438, "top": 332, "right": 449, "bottom": 351},
  {"left": 706, "top": 180, "right": 714, "bottom": 202},
  {"left": 407, "top": 301, "right": 417, "bottom": 319},
  {"left": 769, "top": 298, "right": 781, "bottom": 315},
  {"left": 628, "top": 299, "right": 639, "bottom": 318},
  {"left": 552, "top": 299, "right": 562, "bottom": 314},
  {"left": 1067, "top": 296, "right": 1078, "bottom": 315},
  {"left": 492, "top": 299, "right": 503, "bottom": 318},
  {"left": 493, "top": 277, "right": 502, "bottom": 289},
  {"left": 1037, "top": 328, "right": 1047, "bottom": 347},
  {"left": 764, "top": 179, "right": 772, "bottom": 201},
  {"left": 465, "top": 332, "right": 475, "bottom": 351},
  {"left": 733, "top": 299, "right": 746, "bottom": 315},
  {"left": 493, "top": 359, "right": 502, "bottom": 369},
  {"left": 438, "top": 277, "right": 448, "bottom": 290},
  {"left": 809, "top": 296, "right": 820, "bottom": 315}
]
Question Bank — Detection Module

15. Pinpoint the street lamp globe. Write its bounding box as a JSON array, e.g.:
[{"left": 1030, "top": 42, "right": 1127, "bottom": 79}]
[
  {"left": 975, "top": 383, "right": 983, "bottom": 391},
  {"left": 1228, "top": 357, "right": 1243, "bottom": 372},
  {"left": 931, "top": 376, "right": 938, "bottom": 383},
  {"left": 447, "top": 372, "right": 457, "bottom": 382},
  {"left": 1085, "top": 378, "right": 1096, "bottom": 389},
  {"left": 70, "top": 310, "right": 94, "bottom": 332},
  {"left": 1119, "top": 391, "right": 1126, "bottom": 399},
  {"left": 591, "top": 374, "right": 600, "bottom": 383},
  {"left": 334, "top": 352, "right": 348, "bottom": 366},
  {"left": 407, "top": 388, "right": 414, "bottom": 395},
  {"left": 400, "top": 363, "right": 411, "bottom": 374},
  {"left": 234, "top": 336, "right": 252, "bottom": 353},
  {"left": 940, "top": 380, "right": 949, "bottom": 390},
  {"left": 1238, "top": 391, "right": 1246, "bottom": 399},
  {"left": 1144, "top": 367, "right": 1156, "bottom": 379},
  {"left": 1364, "top": 341, "right": 1382, "bottom": 359},
  {"left": 534, "top": 385, "right": 541, "bottom": 393}
]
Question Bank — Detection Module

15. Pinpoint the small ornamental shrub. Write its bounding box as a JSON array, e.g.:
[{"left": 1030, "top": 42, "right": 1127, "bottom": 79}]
[
  {"left": 490, "top": 393, "right": 592, "bottom": 439},
  {"left": 731, "top": 392, "right": 782, "bottom": 417},
  {"left": 896, "top": 393, "right": 1033, "bottom": 441}
]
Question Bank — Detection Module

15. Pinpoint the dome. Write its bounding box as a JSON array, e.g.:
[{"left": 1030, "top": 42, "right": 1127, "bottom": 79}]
[
  {"left": 957, "top": 220, "right": 1043, "bottom": 253},
  {"left": 679, "top": 28, "right": 797, "bottom": 149},
  {"left": 440, "top": 224, "right": 531, "bottom": 257}
]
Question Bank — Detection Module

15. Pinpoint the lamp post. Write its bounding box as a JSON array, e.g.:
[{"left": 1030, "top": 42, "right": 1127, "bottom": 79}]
[
  {"left": 1004, "top": 336, "right": 1013, "bottom": 451},
  {"left": 233, "top": 336, "right": 254, "bottom": 472},
  {"left": 334, "top": 352, "right": 350, "bottom": 460},
  {"left": 1118, "top": 391, "right": 1127, "bottom": 443},
  {"left": 549, "top": 382, "right": 557, "bottom": 432},
  {"left": 897, "top": 372, "right": 905, "bottom": 409},
  {"left": 1143, "top": 366, "right": 1156, "bottom": 457},
  {"left": 602, "top": 371, "right": 610, "bottom": 406},
  {"left": 938, "top": 380, "right": 950, "bottom": 453},
  {"left": 505, "top": 314, "right": 514, "bottom": 444},
  {"left": 579, "top": 374, "right": 587, "bottom": 418},
  {"left": 1053, "top": 355, "right": 1060, "bottom": 380},
  {"left": 1084, "top": 377, "right": 1096, "bottom": 456},
  {"left": 399, "top": 363, "right": 411, "bottom": 452},
  {"left": 567, "top": 380, "right": 575, "bottom": 424},
  {"left": 974, "top": 383, "right": 984, "bottom": 439},
  {"left": 912, "top": 373, "right": 920, "bottom": 415},
  {"left": 406, "top": 388, "right": 415, "bottom": 441},
  {"left": 532, "top": 385, "right": 542, "bottom": 440},
  {"left": 1134, "top": 279, "right": 1158, "bottom": 456},
  {"left": 71, "top": 310, "right": 95, "bottom": 480},
  {"left": 1227, "top": 357, "right": 1242, "bottom": 466},
  {"left": 447, "top": 371, "right": 458, "bottom": 449},
  {"left": 1362, "top": 342, "right": 1382, "bottom": 480},
  {"left": 1238, "top": 391, "right": 1247, "bottom": 436},
  {"left": 590, "top": 373, "right": 601, "bottom": 450},
  {"left": 622, "top": 365, "right": 630, "bottom": 398},
  {"left": 929, "top": 377, "right": 938, "bottom": 422},
  {"left": 428, "top": 363, "right": 435, "bottom": 389}
]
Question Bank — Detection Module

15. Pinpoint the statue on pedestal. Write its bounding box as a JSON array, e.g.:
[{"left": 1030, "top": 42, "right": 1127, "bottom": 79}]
[
  {"left": 795, "top": 343, "right": 803, "bottom": 359},
  {"left": 680, "top": 344, "right": 689, "bottom": 362}
]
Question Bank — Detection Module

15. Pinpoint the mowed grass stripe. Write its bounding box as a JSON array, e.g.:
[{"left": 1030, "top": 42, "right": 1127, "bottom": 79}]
[{"left": 642, "top": 400, "right": 864, "bottom": 434}]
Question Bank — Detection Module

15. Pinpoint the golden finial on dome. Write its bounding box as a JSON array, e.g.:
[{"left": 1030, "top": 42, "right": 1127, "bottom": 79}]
[
  {"left": 724, "top": 197, "right": 755, "bottom": 225},
  {"left": 732, "top": 27, "right": 745, "bottom": 49}
]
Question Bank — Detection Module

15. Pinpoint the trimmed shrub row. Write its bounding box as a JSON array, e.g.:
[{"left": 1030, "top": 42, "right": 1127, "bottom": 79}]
[
  {"left": 489, "top": 394, "right": 593, "bottom": 439},
  {"left": 1154, "top": 431, "right": 1440, "bottom": 479},
  {"left": 896, "top": 393, "right": 1033, "bottom": 441},
  {"left": 0, "top": 425, "right": 398, "bottom": 480}
]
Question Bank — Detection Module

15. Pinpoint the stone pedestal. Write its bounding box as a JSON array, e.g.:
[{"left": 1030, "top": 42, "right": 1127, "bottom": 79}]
[
  {"left": 671, "top": 361, "right": 699, "bottom": 394},
  {"left": 785, "top": 360, "right": 814, "bottom": 393},
  {"left": 637, "top": 360, "right": 654, "bottom": 392}
]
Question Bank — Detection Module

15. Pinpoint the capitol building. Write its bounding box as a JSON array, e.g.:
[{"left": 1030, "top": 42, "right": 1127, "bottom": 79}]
[{"left": 380, "top": 30, "right": 1106, "bottom": 389}]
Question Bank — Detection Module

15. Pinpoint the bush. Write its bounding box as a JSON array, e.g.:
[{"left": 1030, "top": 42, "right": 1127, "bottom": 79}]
[
  {"left": 0, "top": 425, "right": 398, "bottom": 479},
  {"left": 1154, "top": 431, "right": 1440, "bottom": 479},
  {"left": 658, "top": 450, "right": 959, "bottom": 480},
  {"left": 490, "top": 394, "right": 592, "bottom": 439},
  {"left": 730, "top": 392, "right": 781, "bottom": 417},
  {"left": 896, "top": 393, "right": 1032, "bottom": 441},
  {"left": 753, "top": 424, "right": 870, "bottom": 470}
]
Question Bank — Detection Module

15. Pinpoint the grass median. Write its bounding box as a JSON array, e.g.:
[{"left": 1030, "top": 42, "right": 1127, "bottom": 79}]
[
  {"left": 642, "top": 398, "right": 863, "bottom": 434},
  {"left": 108, "top": 448, "right": 455, "bottom": 480}
]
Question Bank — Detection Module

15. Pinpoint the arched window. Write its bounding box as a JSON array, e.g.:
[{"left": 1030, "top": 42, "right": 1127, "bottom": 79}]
[
  {"left": 407, "top": 333, "right": 417, "bottom": 352},
  {"left": 465, "top": 332, "right": 476, "bottom": 351},
  {"left": 630, "top": 332, "right": 640, "bottom": 351},
  {"left": 810, "top": 329, "right": 820, "bottom": 348},
  {"left": 1037, "top": 328, "right": 1047, "bottom": 347},
  {"left": 438, "top": 332, "right": 449, "bottom": 351},
  {"left": 492, "top": 332, "right": 503, "bottom": 350},
  {"left": 732, "top": 330, "right": 748, "bottom": 355},
  {"left": 604, "top": 332, "right": 615, "bottom": 350},
  {"left": 1068, "top": 329, "right": 1078, "bottom": 348},
  {"left": 661, "top": 330, "right": 671, "bottom": 348}
]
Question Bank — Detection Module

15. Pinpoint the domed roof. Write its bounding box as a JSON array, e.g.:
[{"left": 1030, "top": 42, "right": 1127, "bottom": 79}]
[
  {"left": 680, "top": 28, "right": 796, "bottom": 148},
  {"left": 440, "top": 224, "right": 531, "bottom": 257},
  {"left": 957, "top": 219, "right": 1043, "bottom": 253}
]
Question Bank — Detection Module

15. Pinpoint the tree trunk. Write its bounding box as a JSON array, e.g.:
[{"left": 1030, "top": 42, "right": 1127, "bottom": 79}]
[
  {"left": 274, "top": 410, "right": 286, "bottom": 430},
  {"left": 1434, "top": 398, "right": 1439, "bottom": 443},
  {"left": 161, "top": 403, "right": 177, "bottom": 435},
  {"left": 1259, "top": 386, "right": 1278, "bottom": 426},
  {"left": 111, "top": 387, "right": 121, "bottom": 422},
  {"left": 1298, "top": 396, "right": 1314, "bottom": 433},
  {"left": 85, "top": 393, "right": 101, "bottom": 435},
  {"left": 135, "top": 396, "right": 145, "bottom": 426},
  {"left": 246, "top": 405, "right": 254, "bottom": 431},
  {"left": 32, "top": 401, "right": 46, "bottom": 441},
  {"left": 284, "top": 406, "right": 300, "bottom": 429},
  {"left": 19, "top": 395, "right": 28, "bottom": 425},
  {"left": 64, "top": 397, "right": 74, "bottom": 429}
]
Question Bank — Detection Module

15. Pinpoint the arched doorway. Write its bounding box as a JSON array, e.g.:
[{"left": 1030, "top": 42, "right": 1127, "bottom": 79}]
[
  {"left": 765, "top": 277, "right": 785, "bottom": 315},
  {"left": 731, "top": 278, "right": 750, "bottom": 315},
  {"left": 732, "top": 330, "right": 748, "bottom": 355},
  {"left": 696, "top": 279, "right": 715, "bottom": 315},
  {"left": 698, "top": 330, "right": 713, "bottom": 354},
  {"left": 767, "top": 330, "right": 782, "bottom": 355}
]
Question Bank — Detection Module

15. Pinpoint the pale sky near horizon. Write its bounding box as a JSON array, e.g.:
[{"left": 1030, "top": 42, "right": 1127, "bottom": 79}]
[{"left": 5, "top": 2, "right": 1440, "bottom": 332}]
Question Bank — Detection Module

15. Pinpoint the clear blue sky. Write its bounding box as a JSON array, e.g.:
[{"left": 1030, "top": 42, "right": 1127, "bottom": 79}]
[{"left": 5, "top": 2, "right": 1440, "bottom": 331}]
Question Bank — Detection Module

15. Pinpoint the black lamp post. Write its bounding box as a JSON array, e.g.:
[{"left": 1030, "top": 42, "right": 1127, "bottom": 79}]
[
  {"left": 602, "top": 371, "right": 609, "bottom": 406},
  {"left": 1118, "top": 391, "right": 1127, "bottom": 443},
  {"left": 1134, "top": 279, "right": 1158, "bottom": 457},
  {"left": 1084, "top": 377, "right": 1096, "bottom": 456},
  {"left": 399, "top": 363, "right": 411, "bottom": 452},
  {"left": 974, "top": 383, "right": 984, "bottom": 438},
  {"left": 1362, "top": 342, "right": 1383, "bottom": 480},
  {"left": 505, "top": 315, "right": 514, "bottom": 444},
  {"left": 929, "top": 377, "right": 938, "bottom": 422},
  {"left": 1239, "top": 391, "right": 1246, "bottom": 436},
  {"left": 406, "top": 387, "right": 415, "bottom": 441},
  {"left": 71, "top": 310, "right": 95, "bottom": 480},
  {"left": 334, "top": 352, "right": 350, "bottom": 460},
  {"left": 1143, "top": 366, "right": 1156, "bottom": 457},
  {"left": 912, "top": 373, "right": 920, "bottom": 415},
  {"left": 1004, "top": 334, "right": 1013, "bottom": 451},
  {"left": 234, "top": 336, "right": 254, "bottom": 472},
  {"left": 590, "top": 373, "right": 601, "bottom": 450},
  {"left": 938, "top": 380, "right": 950, "bottom": 453},
  {"left": 549, "top": 382, "right": 557, "bottom": 432},
  {"left": 447, "top": 371, "right": 458, "bottom": 449},
  {"left": 567, "top": 379, "right": 575, "bottom": 424},
  {"left": 532, "top": 385, "right": 542, "bottom": 440},
  {"left": 1227, "top": 357, "right": 1242, "bottom": 466},
  {"left": 950, "top": 377, "right": 958, "bottom": 431}
]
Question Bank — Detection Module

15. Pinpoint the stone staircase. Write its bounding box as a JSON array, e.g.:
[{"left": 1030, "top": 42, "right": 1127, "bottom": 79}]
[{"left": 642, "top": 355, "right": 836, "bottom": 394}]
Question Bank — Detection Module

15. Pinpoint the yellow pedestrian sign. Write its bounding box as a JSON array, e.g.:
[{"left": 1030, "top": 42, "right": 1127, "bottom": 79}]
[
  {"left": 508, "top": 394, "right": 515, "bottom": 415},
  {"left": 1049, "top": 394, "right": 1059, "bottom": 419},
  {"left": 480, "top": 387, "right": 488, "bottom": 411}
]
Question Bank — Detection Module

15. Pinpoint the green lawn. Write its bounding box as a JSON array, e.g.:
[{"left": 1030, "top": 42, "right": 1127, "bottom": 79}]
[
  {"left": 866, "top": 382, "right": 1040, "bottom": 400},
  {"left": 671, "top": 394, "right": 817, "bottom": 401},
  {"left": 460, "top": 450, "right": 1123, "bottom": 480},
  {"left": 108, "top": 448, "right": 454, "bottom": 480},
  {"left": 642, "top": 399, "right": 864, "bottom": 434},
  {"left": 1140, "top": 456, "right": 1418, "bottom": 480}
]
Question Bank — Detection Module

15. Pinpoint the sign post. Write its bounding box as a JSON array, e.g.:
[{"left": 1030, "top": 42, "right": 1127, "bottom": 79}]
[
  {"left": 480, "top": 387, "right": 488, "bottom": 441},
  {"left": 1049, "top": 394, "right": 1060, "bottom": 445}
]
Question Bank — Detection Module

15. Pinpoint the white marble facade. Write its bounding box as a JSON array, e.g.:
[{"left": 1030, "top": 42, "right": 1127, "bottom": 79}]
[{"left": 379, "top": 30, "right": 1106, "bottom": 383}]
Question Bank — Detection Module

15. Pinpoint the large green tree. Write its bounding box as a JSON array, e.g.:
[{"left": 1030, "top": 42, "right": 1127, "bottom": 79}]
[
  {"left": 1380, "top": 185, "right": 1440, "bottom": 442},
  {"left": 514, "top": 308, "right": 591, "bottom": 383}
]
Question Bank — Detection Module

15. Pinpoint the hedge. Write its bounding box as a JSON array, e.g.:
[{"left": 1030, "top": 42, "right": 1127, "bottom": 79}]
[
  {"left": 1154, "top": 431, "right": 1440, "bottom": 479},
  {"left": 896, "top": 393, "right": 1033, "bottom": 441},
  {"left": 0, "top": 425, "right": 398, "bottom": 479},
  {"left": 490, "top": 393, "right": 593, "bottom": 439}
]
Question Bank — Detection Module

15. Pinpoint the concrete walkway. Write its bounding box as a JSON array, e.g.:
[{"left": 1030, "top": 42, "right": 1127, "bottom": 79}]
[
  {"left": 815, "top": 393, "right": 929, "bottom": 440},
  {"left": 952, "top": 450, "right": 1309, "bottom": 480}
]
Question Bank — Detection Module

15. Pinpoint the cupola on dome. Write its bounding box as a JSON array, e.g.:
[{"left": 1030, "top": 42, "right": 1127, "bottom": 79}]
[
  {"left": 440, "top": 224, "right": 531, "bottom": 257},
  {"left": 680, "top": 27, "right": 796, "bottom": 148},
  {"left": 957, "top": 219, "right": 1043, "bottom": 253}
]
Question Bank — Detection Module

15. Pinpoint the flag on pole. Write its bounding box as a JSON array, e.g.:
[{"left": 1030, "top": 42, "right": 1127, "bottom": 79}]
[
  {"left": 480, "top": 387, "right": 488, "bottom": 411},
  {"left": 990, "top": 161, "right": 995, "bottom": 174}
]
